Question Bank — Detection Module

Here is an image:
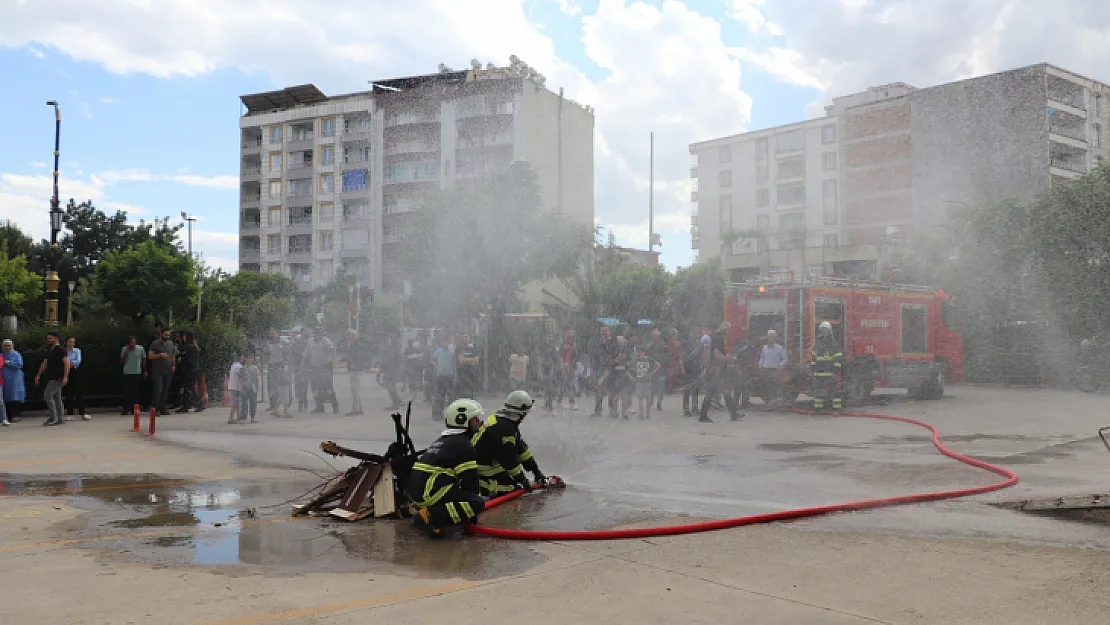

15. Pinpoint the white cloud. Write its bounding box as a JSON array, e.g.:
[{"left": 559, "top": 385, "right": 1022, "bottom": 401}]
[
  {"left": 554, "top": 0, "right": 583, "bottom": 17},
  {"left": 95, "top": 169, "right": 238, "bottom": 189},
  {"left": 0, "top": 172, "right": 107, "bottom": 241},
  {"left": 98, "top": 96, "right": 118, "bottom": 104},
  {"left": 100, "top": 201, "right": 148, "bottom": 216},
  {"left": 726, "top": 0, "right": 782, "bottom": 36}
]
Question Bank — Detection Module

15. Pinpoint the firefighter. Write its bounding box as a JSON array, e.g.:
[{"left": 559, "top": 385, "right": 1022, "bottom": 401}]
[
  {"left": 407, "top": 398, "right": 488, "bottom": 538},
  {"left": 471, "top": 390, "right": 547, "bottom": 497},
  {"left": 812, "top": 321, "right": 844, "bottom": 412}
]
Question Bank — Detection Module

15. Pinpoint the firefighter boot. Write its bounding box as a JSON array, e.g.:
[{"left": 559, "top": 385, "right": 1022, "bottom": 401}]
[
  {"left": 813, "top": 397, "right": 825, "bottom": 413},
  {"left": 831, "top": 393, "right": 844, "bottom": 411},
  {"left": 413, "top": 507, "right": 442, "bottom": 538}
]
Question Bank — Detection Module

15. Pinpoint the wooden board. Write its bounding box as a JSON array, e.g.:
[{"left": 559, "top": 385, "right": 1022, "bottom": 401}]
[
  {"left": 373, "top": 463, "right": 396, "bottom": 517},
  {"left": 329, "top": 464, "right": 383, "bottom": 522}
]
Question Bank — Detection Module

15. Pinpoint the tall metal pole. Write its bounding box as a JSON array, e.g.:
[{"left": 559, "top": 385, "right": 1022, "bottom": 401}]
[
  {"left": 557, "top": 87, "right": 564, "bottom": 215},
  {"left": 648, "top": 132, "right": 654, "bottom": 252},
  {"left": 45, "top": 101, "right": 62, "bottom": 326},
  {"left": 181, "top": 212, "right": 196, "bottom": 257}
]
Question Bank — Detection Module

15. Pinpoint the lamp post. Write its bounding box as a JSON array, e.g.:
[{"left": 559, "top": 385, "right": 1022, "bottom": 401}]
[
  {"left": 195, "top": 278, "right": 205, "bottom": 321},
  {"left": 66, "top": 280, "right": 76, "bottom": 326},
  {"left": 45, "top": 100, "right": 62, "bottom": 326},
  {"left": 181, "top": 211, "right": 197, "bottom": 258}
]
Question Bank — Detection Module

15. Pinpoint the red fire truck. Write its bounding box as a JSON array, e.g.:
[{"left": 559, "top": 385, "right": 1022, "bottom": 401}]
[{"left": 724, "top": 278, "right": 964, "bottom": 406}]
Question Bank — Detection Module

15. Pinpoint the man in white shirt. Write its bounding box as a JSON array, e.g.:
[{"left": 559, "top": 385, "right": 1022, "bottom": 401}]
[{"left": 759, "top": 330, "right": 788, "bottom": 406}]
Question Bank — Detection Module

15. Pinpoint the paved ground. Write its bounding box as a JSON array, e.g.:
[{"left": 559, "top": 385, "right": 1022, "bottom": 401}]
[{"left": 3, "top": 380, "right": 1110, "bottom": 624}]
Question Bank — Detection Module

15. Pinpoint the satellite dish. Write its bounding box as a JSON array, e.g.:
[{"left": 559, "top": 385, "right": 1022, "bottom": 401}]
[
  {"left": 486, "top": 62, "right": 495, "bottom": 70},
  {"left": 471, "top": 59, "right": 481, "bottom": 70}
]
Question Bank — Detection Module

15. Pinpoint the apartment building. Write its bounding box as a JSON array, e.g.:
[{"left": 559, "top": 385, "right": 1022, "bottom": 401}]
[
  {"left": 238, "top": 58, "right": 595, "bottom": 302},
  {"left": 690, "top": 63, "right": 1109, "bottom": 282}
]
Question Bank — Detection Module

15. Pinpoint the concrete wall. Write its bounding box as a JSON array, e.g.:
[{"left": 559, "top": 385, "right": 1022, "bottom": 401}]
[
  {"left": 521, "top": 83, "right": 595, "bottom": 228},
  {"left": 908, "top": 65, "right": 1051, "bottom": 230}
]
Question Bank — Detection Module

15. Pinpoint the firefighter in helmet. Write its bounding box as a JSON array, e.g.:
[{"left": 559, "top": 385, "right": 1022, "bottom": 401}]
[
  {"left": 812, "top": 321, "right": 844, "bottom": 412},
  {"left": 407, "top": 398, "right": 487, "bottom": 538},
  {"left": 471, "top": 390, "right": 548, "bottom": 497}
]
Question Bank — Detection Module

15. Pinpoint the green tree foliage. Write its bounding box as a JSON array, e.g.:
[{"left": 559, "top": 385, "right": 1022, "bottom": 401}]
[
  {"left": 243, "top": 294, "right": 294, "bottom": 340},
  {"left": 202, "top": 270, "right": 296, "bottom": 337},
  {"left": 175, "top": 319, "right": 248, "bottom": 401},
  {"left": 0, "top": 221, "right": 33, "bottom": 260},
  {"left": 0, "top": 242, "right": 43, "bottom": 317},
  {"left": 668, "top": 257, "right": 725, "bottom": 328},
  {"left": 596, "top": 264, "right": 673, "bottom": 328},
  {"left": 401, "top": 162, "right": 592, "bottom": 325},
  {"left": 61, "top": 201, "right": 182, "bottom": 279},
  {"left": 93, "top": 241, "right": 195, "bottom": 321}
]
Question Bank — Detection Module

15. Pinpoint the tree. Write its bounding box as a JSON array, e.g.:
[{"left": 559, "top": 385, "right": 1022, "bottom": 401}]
[
  {"left": 0, "top": 221, "right": 33, "bottom": 260},
  {"left": 93, "top": 241, "right": 194, "bottom": 321},
  {"left": 400, "top": 162, "right": 592, "bottom": 324},
  {"left": 669, "top": 258, "right": 726, "bottom": 328},
  {"left": 596, "top": 264, "right": 673, "bottom": 328},
  {"left": 202, "top": 270, "right": 296, "bottom": 330},
  {"left": 242, "top": 294, "right": 294, "bottom": 340},
  {"left": 0, "top": 242, "right": 43, "bottom": 317},
  {"left": 61, "top": 200, "right": 182, "bottom": 279}
]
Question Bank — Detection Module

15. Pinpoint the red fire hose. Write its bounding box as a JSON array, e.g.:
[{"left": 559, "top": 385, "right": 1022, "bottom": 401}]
[{"left": 468, "top": 409, "right": 1019, "bottom": 541}]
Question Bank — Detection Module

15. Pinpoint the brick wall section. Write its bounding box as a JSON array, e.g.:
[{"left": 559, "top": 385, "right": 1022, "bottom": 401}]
[
  {"left": 843, "top": 134, "right": 912, "bottom": 168},
  {"left": 845, "top": 163, "right": 913, "bottom": 198},
  {"left": 844, "top": 102, "right": 911, "bottom": 139}
]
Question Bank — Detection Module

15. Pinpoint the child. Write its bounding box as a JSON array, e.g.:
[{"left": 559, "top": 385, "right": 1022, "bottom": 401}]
[
  {"left": 237, "top": 351, "right": 259, "bottom": 424},
  {"left": 508, "top": 345, "right": 529, "bottom": 392},
  {"left": 227, "top": 352, "right": 243, "bottom": 424},
  {"left": 609, "top": 350, "right": 633, "bottom": 419},
  {"left": 631, "top": 344, "right": 659, "bottom": 420}
]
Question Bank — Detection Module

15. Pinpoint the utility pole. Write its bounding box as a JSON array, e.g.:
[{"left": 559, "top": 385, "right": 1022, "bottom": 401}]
[
  {"left": 44, "top": 101, "right": 62, "bottom": 326},
  {"left": 181, "top": 211, "right": 197, "bottom": 257}
]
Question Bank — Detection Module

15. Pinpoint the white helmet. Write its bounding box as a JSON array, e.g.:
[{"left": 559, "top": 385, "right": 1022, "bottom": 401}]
[
  {"left": 444, "top": 398, "right": 484, "bottom": 432},
  {"left": 501, "top": 390, "right": 534, "bottom": 421}
]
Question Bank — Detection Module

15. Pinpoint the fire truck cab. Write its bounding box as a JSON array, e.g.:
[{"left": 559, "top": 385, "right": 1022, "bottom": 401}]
[{"left": 724, "top": 278, "right": 964, "bottom": 406}]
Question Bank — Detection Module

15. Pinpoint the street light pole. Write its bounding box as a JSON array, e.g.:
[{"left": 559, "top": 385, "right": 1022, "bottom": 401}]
[
  {"left": 66, "top": 280, "right": 76, "bottom": 326},
  {"left": 45, "top": 101, "right": 62, "bottom": 326},
  {"left": 181, "top": 211, "right": 197, "bottom": 257}
]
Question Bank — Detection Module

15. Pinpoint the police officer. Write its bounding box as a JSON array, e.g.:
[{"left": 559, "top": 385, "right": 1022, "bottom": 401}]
[
  {"left": 407, "top": 398, "right": 487, "bottom": 538},
  {"left": 812, "top": 321, "right": 844, "bottom": 412},
  {"left": 471, "top": 390, "right": 547, "bottom": 497}
]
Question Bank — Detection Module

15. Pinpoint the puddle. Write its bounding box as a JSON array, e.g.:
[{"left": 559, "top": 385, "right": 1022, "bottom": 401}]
[
  {"left": 1, "top": 472, "right": 560, "bottom": 579},
  {"left": 994, "top": 496, "right": 1110, "bottom": 528}
]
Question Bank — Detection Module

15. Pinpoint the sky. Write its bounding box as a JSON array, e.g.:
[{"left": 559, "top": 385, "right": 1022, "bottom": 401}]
[{"left": 1, "top": 0, "right": 1109, "bottom": 273}]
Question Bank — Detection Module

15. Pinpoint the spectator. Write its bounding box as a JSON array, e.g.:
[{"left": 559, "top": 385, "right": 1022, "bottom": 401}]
[
  {"left": 681, "top": 326, "right": 705, "bottom": 416},
  {"left": 631, "top": 342, "right": 659, "bottom": 420},
  {"left": 759, "top": 329, "right": 788, "bottom": 406},
  {"left": 2, "top": 339, "right": 25, "bottom": 423},
  {"left": 63, "top": 336, "right": 89, "bottom": 421},
  {"left": 431, "top": 335, "right": 455, "bottom": 414},
  {"left": 147, "top": 328, "right": 176, "bottom": 416},
  {"left": 589, "top": 324, "right": 620, "bottom": 417},
  {"left": 119, "top": 336, "right": 147, "bottom": 415},
  {"left": 540, "top": 334, "right": 560, "bottom": 410},
  {"left": 307, "top": 327, "right": 339, "bottom": 413},
  {"left": 291, "top": 330, "right": 310, "bottom": 412},
  {"left": 264, "top": 328, "right": 290, "bottom": 415},
  {"left": 666, "top": 327, "right": 683, "bottom": 393},
  {"left": 34, "top": 331, "right": 70, "bottom": 426},
  {"left": 609, "top": 342, "right": 633, "bottom": 419},
  {"left": 227, "top": 352, "right": 243, "bottom": 424},
  {"left": 0, "top": 350, "right": 6, "bottom": 426},
  {"left": 508, "top": 344, "right": 530, "bottom": 392},
  {"left": 404, "top": 339, "right": 426, "bottom": 400},
  {"left": 647, "top": 329, "right": 668, "bottom": 412},
  {"left": 343, "top": 328, "right": 371, "bottom": 416},
  {"left": 177, "top": 332, "right": 202, "bottom": 413},
  {"left": 380, "top": 334, "right": 403, "bottom": 409},
  {"left": 237, "top": 351, "right": 260, "bottom": 424},
  {"left": 454, "top": 333, "right": 480, "bottom": 399},
  {"left": 557, "top": 328, "right": 579, "bottom": 411}
]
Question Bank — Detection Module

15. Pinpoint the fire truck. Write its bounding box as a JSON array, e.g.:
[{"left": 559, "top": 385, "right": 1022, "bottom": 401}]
[{"left": 724, "top": 278, "right": 964, "bottom": 406}]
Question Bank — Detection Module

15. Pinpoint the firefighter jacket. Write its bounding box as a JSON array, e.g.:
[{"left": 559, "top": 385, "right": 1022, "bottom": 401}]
[
  {"left": 471, "top": 412, "right": 543, "bottom": 485},
  {"left": 812, "top": 337, "right": 843, "bottom": 378},
  {"left": 407, "top": 431, "right": 480, "bottom": 508}
]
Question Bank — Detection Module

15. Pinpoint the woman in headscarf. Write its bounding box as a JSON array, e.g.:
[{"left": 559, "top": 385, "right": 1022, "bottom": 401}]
[{"left": 2, "top": 339, "right": 26, "bottom": 423}]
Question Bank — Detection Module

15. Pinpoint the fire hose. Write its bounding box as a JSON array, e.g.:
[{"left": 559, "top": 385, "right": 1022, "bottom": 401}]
[{"left": 468, "top": 409, "right": 1019, "bottom": 541}]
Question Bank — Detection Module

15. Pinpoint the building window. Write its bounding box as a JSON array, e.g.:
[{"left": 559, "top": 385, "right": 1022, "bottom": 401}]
[
  {"left": 776, "top": 158, "right": 805, "bottom": 180},
  {"left": 776, "top": 130, "right": 805, "bottom": 152},
  {"left": 288, "top": 234, "right": 312, "bottom": 254},
  {"left": 823, "top": 233, "right": 839, "bottom": 248},
  {"left": 719, "top": 145, "right": 731, "bottom": 163},
  {"left": 319, "top": 173, "right": 334, "bottom": 193},
  {"left": 719, "top": 195, "right": 732, "bottom": 230},
  {"left": 1095, "top": 92, "right": 1102, "bottom": 116},
  {"left": 756, "top": 188, "right": 769, "bottom": 207},
  {"left": 756, "top": 214, "right": 770, "bottom": 253},
  {"left": 757, "top": 164, "right": 769, "bottom": 182},
  {"left": 321, "top": 146, "right": 334, "bottom": 166},
  {"left": 821, "top": 124, "right": 837, "bottom": 144},
  {"left": 289, "top": 206, "right": 313, "bottom": 226},
  {"left": 266, "top": 235, "right": 281, "bottom": 253},
  {"left": 755, "top": 137, "right": 768, "bottom": 162},
  {"left": 269, "top": 153, "right": 282, "bottom": 169},
  {"left": 319, "top": 202, "right": 334, "bottom": 223},
  {"left": 344, "top": 146, "right": 371, "bottom": 164},
  {"left": 288, "top": 179, "right": 312, "bottom": 197},
  {"left": 266, "top": 262, "right": 281, "bottom": 274},
  {"left": 269, "top": 126, "right": 282, "bottom": 143},
  {"left": 777, "top": 184, "right": 805, "bottom": 205},
  {"left": 719, "top": 169, "right": 732, "bottom": 188},
  {"left": 267, "top": 208, "right": 281, "bottom": 227},
  {"left": 823, "top": 152, "right": 838, "bottom": 171},
  {"left": 268, "top": 180, "right": 282, "bottom": 200},
  {"left": 321, "top": 118, "right": 335, "bottom": 137},
  {"left": 1093, "top": 123, "right": 1102, "bottom": 148},
  {"left": 319, "top": 231, "right": 333, "bottom": 250},
  {"left": 690, "top": 166, "right": 698, "bottom": 178}
]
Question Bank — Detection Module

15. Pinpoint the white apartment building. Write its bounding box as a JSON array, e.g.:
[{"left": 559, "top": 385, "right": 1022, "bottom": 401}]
[
  {"left": 238, "top": 58, "right": 595, "bottom": 302},
  {"left": 691, "top": 63, "right": 1109, "bottom": 283}
]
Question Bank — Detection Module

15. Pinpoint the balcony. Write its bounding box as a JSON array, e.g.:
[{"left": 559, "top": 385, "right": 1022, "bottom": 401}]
[
  {"left": 456, "top": 100, "right": 513, "bottom": 120},
  {"left": 384, "top": 141, "right": 439, "bottom": 156},
  {"left": 287, "top": 160, "right": 313, "bottom": 172},
  {"left": 288, "top": 133, "right": 315, "bottom": 152},
  {"left": 1051, "top": 156, "right": 1088, "bottom": 175},
  {"left": 1048, "top": 90, "right": 1086, "bottom": 115},
  {"left": 1049, "top": 122, "right": 1087, "bottom": 146},
  {"left": 457, "top": 133, "right": 512, "bottom": 149},
  {"left": 344, "top": 128, "right": 373, "bottom": 143},
  {"left": 341, "top": 183, "right": 370, "bottom": 196},
  {"left": 240, "top": 249, "right": 261, "bottom": 264},
  {"left": 241, "top": 137, "right": 262, "bottom": 154},
  {"left": 385, "top": 111, "right": 439, "bottom": 128},
  {"left": 286, "top": 192, "right": 313, "bottom": 207},
  {"left": 240, "top": 219, "right": 261, "bottom": 233},
  {"left": 339, "top": 245, "right": 371, "bottom": 259},
  {"left": 241, "top": 166, "right": 261, "bottom": 182},
  {"left": 240, "top": 193, "right": 261, "bottom": 208}
]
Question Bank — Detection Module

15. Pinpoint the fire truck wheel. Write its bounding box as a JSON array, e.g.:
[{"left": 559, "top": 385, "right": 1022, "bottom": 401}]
[{"left": 923, "top": 372, "right": 945, "bottom": 400}]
